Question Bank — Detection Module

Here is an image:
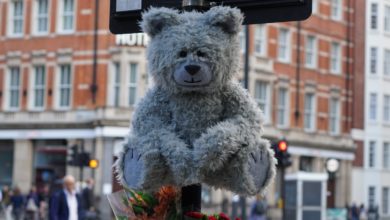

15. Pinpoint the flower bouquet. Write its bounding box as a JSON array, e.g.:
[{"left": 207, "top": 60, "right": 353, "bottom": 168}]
[{"left": 107, "top": 186, "right": 239, "bottom": 220}]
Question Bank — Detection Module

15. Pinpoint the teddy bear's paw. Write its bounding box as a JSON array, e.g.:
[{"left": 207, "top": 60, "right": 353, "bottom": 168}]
[
  {"left": 123, "top": 148, "right": 171, "bottom": 191},
  {"left": 248, "top": 147, "right": 274, "bottom": 192}
]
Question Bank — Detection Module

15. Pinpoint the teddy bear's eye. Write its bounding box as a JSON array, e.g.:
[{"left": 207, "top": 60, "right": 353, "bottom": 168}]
[
  {"left": 179, "top": 50, "right": 187, "bottom": 58},
  {"left": 197, "top": 51, "right": 206, "bottom": 57}
]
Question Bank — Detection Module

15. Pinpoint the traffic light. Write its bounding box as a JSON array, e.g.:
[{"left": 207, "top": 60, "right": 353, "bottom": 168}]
[
  {"left": 274, "top": 139, "right": 292, "bottom": 168},
  {"left": 68, "top": 145, "right": 79, "bottom": 166},
  {"left": 88, "top": 159, "right": 99, "bottom": 169}
]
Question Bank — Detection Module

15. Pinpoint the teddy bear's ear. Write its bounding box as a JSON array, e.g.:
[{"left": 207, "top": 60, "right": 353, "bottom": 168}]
[
  {"left": 204, "top": 6, "right": 243, "bottom": 35},
  {"left": 140, "top": 7, "right": 180, "bottom": 37}
]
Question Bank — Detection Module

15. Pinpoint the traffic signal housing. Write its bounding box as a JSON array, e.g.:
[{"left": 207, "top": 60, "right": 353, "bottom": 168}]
[
  {"left": 68, "top": 145, "right": 79, "bottom": 166},
  {"left": 274, "top": 139, "right": 292, "bottom": 168}
]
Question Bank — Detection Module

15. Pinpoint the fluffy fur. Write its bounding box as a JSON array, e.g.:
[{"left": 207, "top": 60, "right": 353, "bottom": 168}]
[{"left": 114, "top": 6, "right": 276, "bottom": 196}]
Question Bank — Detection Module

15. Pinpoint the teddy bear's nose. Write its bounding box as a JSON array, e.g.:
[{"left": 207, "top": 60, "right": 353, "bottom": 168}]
[{"left": 185, "top": 65, "right": 201, "bottom": 76}]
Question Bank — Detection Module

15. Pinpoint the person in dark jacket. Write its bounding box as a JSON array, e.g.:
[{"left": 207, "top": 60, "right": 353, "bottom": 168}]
[
  {"left": 25, "top": 186, "right": 40, "bottom": 220},
  {"left": 10, "top": 187, "right": 24, "bottom": 220},
  {"left": 49, "top": 175, "right": 84, "bottom": 220}
]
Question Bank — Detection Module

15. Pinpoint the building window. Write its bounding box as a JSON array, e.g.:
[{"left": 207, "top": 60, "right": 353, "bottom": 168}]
[
  {"left": 31, "top": 65, "right": 46, "bottom": 109},
  {"left": 255, "top": 81, "right": 270, "bottom": 123},
  {"left": 305, "top": 35, "right": 317, "bottom": 68},
  {"left": 384, "top": 95, "right": 390, "bottom": 123},
  {"left": 9, "top": 0, "right": 24, "bottom": 36},
  {"left": 299, "top": 156, "right": 314, "bottom": 172},
  {"left": 7, "top": 67, "right": 21, "bottom": 110},
  {"left": 384, "top": 142, "right": 390, "bottom": 169},
  {"left": 384, "top": 49, "right": 390, "bottom": 76},
  {"left": 369, "top": 186, "right": 376, "bottom": 208},
  {"left": 278, "top": 28, "right": 290, "bottom": 63},
  {"left": 312, "top": 0, "right": 318, "bottom": 14},
  {"left": 239, "top": 30, "right": 245, "bottom": 53},
  {"left": 57, "top": 64, "right": 71, "bottom": 108},
  {"left": 304, "top": 93, "right": 316, "bottom": 131},
  {"left": 369, "top": 141, "right": 376, "bottom": 168},
  {"left": 385, "top": 5, "right": 390, "bottom": 33},
  {"left": 59, "top": 0, "right": 74, "bottom": 32},
  {"left": 371, "top": 3, "right": 378, "bottom": 30},
  {"left": 369, "top": 93, "right": 377, "bottom": 121},
  {"left": 277, "top": 87, "right": 289, "bottom": 127},
  {"left": 128, "top": 63, "right": 138, "bottom": 106},
  {"left": 113, "top": 62, "right": 121, "bottom": 107},
  {"left": 34, "top": 0, "right": 49, "bottom": 34},
  {"left": 330, "top": 42, "right": 341, "bottom": 74},
  {"left": 370, "top": 47, "right": 378, "bottom": 74},
  {"left": 330, "top": 0, "right": 342, "bottom": 21},
  {"left": 254, "top": 25, "right": 266, "bottom": 56},
  {"left": 383, "top": 187, "right": 389, "bottom": 215},
  {"left": 329, "top": 98, "right": 340, "bottom": 135}
]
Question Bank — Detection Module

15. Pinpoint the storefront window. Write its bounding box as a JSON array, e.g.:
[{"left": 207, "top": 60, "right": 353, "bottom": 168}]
[{"left": 0, "top": 141, "right": 14, "bottom": 187}]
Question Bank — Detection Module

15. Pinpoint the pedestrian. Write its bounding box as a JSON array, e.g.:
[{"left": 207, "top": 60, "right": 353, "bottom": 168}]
[
  {"left": 351, "top": 203, "right": 360, "bottom": 220},
  {"left": 39, "top": 184, "right": 50, "bottom": 220},
  {"left": 359, "top": 203, "right": 367, "bottom": 220},
  {"left": 81, "top": 178, "right": 96, "bottom": 219},
  {"left": 25, "top": 186, "right": 39, "bottom": 220},
  {"left": 1, "top": 186, "right": 12, "bottom": 220},
  {"left": 10, "top": 187, "right": 25, "bottom": 220},
  {"left": 49, "top": 175, "right": 84, "bottom": 220},
  {"left": 249, "top": 195, "right": 267, "bottom": 220}
]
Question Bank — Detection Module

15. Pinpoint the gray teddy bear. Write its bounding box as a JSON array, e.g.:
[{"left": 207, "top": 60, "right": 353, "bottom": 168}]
[{"left": 115, "top": 6, "right": 276, "bottom": 196}]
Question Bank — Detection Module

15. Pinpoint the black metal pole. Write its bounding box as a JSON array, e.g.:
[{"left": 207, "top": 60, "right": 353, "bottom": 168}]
[
  {"left": 91, "top": 0, "right": 100, "bottom": 104},
  {"left": 294, "top": 21, "right": 301, "bottom": 126},
  {"left": 181, "top": 184, "right": 202, "bottom": 214},
  {"left": 281, "top": 167, "right": 286, "bottom": 220}
]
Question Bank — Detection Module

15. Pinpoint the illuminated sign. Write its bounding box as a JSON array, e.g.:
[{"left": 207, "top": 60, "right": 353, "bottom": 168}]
[{"left": 115, "top": 33, "right": 149, "bottom": 46}]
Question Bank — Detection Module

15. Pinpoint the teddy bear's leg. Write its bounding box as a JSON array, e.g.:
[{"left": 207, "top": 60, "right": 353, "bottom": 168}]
[
  {"left": 117, "top": 143, "right": 174, "bottom": 192},
  {"left": 201, "top": 139, "right": 276, "bottom": 196}
]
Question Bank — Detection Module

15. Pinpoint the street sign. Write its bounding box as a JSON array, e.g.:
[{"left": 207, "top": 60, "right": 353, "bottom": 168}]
[{"left": 110, "top": 0, "right": 312, "bottom": 34}]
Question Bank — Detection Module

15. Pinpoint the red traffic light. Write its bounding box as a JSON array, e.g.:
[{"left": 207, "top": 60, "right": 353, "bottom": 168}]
[{"left": 278, "top": 141, "right": 288, "bottom": 152}]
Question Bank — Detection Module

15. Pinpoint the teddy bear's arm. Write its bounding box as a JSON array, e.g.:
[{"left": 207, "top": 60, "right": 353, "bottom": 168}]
[
  {"left": 194, "top": 82, "right": 264, "bottom": 170},
  {"left": 116, "top": 88, "right": 194, "bottom": 191}
]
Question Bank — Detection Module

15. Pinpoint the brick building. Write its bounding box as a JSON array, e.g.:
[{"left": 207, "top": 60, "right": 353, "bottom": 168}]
[{"left": 0, "top": 0, "right": 359, "bottom": 218}]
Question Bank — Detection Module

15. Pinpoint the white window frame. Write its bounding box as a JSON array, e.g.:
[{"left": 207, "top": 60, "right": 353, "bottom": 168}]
[
  {"left": 329, "top": 97, "right": 340, "bottom": 135},
  {"left": 369, "top": 186, "right": 376, "bottom": 208},
  {"left": 304, "top": 93, "right": 316, "bottom": 132},
  {"left": 385, "top": 5, "right": 390, "bottom": 33},
  {"left": 384, "top": 142, "right": 390, "bottom": 169},
  {"left": 370, "top": 47, "right": 378, "bottom": 74},
  {"left": 7, "top": 0, "right": 24, "bottom": 37},
  {"left": 305, "top": 35, "right": 318, "bottom": 68},
  {"left": 384, "top": 49, "right": 390, "bottom": 77},
  {"left": 369, "top": 93, "right": 378, "bottom": 121},
  {"left": 312, "top": 0, "right": 318, "bottom": 14},
  {"left": 277, "top": 87, "right": 289, "bottom": 128},
  {"left": 383, "top": 187, "right": 389, "bottom": 215},
  {"left": 3, "top": 67, "right": 22, "bottom": 111},
  {"left": 369, "top": 141, "right": 376, "bottom": 168},
  {"left": 30, "top": 65, "right": 46, "bottom": 111},
  {"left": 32, "top": 0, "right": 50, "bottom": 35},
  {"left": 127, "top": 63, "right": 138, "bottom": 106},
  {"left": 371, "top": 3, "right": 379, "bottom": 30},
  {"left": 278, "top": 28, "right": 291, "bottom": 63},
  {"left": 55, "top": 64, "right": 72, "bottom": 109},
  {"left": 330, "top": 42, "right": 342, "bottom": 74},
  {"left": 239, "top": 30, "right": 245, "bottom": 53},
  {"left": 254, "top": 81, "right": 271, "bottom": 124},
  {"left": 57, "top": 0, "right": 76, "bottom": 33},
  {"left": 254, "top": 25, "right": 267, "bottom": 57},
  {"left": 108, "top": 62, "right": 122, "bottom": 107},
  {"left": 330, "top": 0, "right": 343, "bottom": 21},
  {"left": 384, "top": 95, "right": 390, "bottom": 123}
]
